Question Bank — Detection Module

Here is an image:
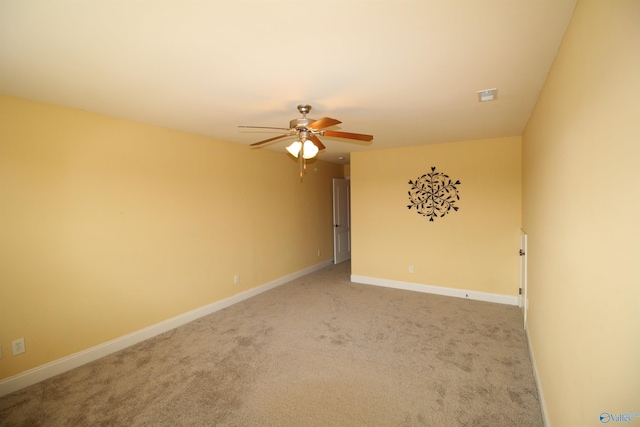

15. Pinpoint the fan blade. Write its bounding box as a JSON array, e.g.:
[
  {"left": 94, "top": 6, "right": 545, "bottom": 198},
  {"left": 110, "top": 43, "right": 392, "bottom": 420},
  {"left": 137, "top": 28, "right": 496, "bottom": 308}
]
[
  {"left": 250, "top": 134, "right": 291, "bottom": 147},
  {"left": 323, "top": 130, "right": 373, "bottom": 143},
  {"left": 309, "top": 134, "right": 326, "bottom": 150},
  {"left": 239, "top": 125, "right": 292, "bottom": 131},
  {"left": 307, "top": 117, "right": 341, "bottom": 130}
]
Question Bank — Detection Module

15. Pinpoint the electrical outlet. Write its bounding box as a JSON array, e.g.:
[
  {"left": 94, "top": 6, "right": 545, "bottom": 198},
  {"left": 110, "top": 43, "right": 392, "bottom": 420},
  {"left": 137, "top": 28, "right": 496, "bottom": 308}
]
[
  {"left": 317, "top": 249, "right": 321, "bottom": 257},
  {"left": 0, "top": 344, "right": 3, "bottom": 359},
  {"left": 408, "top": 265, "right": 414, "bottom": 273},
  {"left": 12, "top": 338, "right": 25, "bottom": 355},
  {"left": 234, "top": 274, "right": 240, "bottom": 284}
]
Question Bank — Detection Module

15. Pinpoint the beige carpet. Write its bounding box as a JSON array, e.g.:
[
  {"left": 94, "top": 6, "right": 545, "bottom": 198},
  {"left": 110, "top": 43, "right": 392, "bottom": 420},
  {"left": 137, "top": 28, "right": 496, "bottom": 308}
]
[{"left": 0, "top": 262, "right": 543, "bottom": 426}]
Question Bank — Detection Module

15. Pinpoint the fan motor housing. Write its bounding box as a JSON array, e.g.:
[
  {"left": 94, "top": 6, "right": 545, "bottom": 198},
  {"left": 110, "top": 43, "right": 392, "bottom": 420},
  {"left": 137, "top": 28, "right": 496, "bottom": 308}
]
[{"left": 289, "top": 118, "right": 316, "bottom": 129}]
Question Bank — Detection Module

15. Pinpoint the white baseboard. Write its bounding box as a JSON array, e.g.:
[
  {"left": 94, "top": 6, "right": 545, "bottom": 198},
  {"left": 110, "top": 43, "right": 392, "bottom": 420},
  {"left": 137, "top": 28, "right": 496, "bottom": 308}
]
[
  {"left": 350, "top": 275, "right": 519, "bottom": 306},
  {"left": 525, "top": 324, "right": 550, "bottom": 427},
  {"left": 0, "top": 260, "right": 333, "bottom": 398}
]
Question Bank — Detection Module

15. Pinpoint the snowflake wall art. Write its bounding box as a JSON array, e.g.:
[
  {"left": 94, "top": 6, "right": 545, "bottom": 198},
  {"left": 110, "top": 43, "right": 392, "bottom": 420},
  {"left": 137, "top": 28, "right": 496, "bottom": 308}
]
[{"left": 407, "top": 166, "right": 461, "bottom": 222}]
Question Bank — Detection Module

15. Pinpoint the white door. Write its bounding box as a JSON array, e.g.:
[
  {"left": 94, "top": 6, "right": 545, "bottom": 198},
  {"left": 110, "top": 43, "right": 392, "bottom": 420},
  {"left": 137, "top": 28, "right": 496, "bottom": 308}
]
[
  {"left": 519, "top": 229, "right": 528, "bottom": 329},
  {"left": 333, "top": 178, "right": 351, "bottom": 264}
]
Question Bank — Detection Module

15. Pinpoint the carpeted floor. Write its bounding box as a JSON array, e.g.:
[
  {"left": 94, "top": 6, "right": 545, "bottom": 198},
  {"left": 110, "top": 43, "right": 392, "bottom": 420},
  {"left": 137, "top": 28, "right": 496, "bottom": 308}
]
[{"left": 0, "top": 262, "right": 543, "bottom": 426}]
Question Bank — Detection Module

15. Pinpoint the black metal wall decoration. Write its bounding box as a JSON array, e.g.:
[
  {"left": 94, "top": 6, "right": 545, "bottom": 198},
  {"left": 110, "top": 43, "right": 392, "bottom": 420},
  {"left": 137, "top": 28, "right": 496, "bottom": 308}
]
[{"left": 407, "top": 166, "right": 461, "bottom": 221}]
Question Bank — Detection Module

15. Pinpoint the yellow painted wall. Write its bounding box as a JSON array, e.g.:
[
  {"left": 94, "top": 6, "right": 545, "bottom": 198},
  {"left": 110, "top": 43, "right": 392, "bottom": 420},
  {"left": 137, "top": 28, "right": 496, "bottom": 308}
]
[
  {"left": 0, "top": 95, "right": 342, "bottom": 379},
  {"left": 351, "top": 137, "right": 521, "bottom": 296},
  {"left": 522, "top": 1, "right": 640, "bottom": 425}
]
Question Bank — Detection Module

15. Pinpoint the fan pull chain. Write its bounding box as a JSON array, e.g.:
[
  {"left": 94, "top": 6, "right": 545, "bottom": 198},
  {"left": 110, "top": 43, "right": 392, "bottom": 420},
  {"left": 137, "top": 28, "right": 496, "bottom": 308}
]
[{"left": 299, "top": 151, "right": 304, "bottom": 180}]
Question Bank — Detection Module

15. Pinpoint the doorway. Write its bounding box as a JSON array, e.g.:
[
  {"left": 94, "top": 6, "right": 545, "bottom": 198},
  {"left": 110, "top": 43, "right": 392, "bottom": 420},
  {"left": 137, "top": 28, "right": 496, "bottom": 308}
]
[{"left": 332, "top": 178, "right": 351, "bottom": 264}]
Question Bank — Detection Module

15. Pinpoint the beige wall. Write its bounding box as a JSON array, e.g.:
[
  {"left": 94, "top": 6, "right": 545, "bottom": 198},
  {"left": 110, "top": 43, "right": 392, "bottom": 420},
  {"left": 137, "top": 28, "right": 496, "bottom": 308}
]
[
  {"left": 522, "top": 1, "right": 640, "bottom": 425},
  {"left": 351, "top": 137, "right": 521, "bottom": 296},
  {"left": 0, "top": 95, "right": 342, "bottom": 379}
]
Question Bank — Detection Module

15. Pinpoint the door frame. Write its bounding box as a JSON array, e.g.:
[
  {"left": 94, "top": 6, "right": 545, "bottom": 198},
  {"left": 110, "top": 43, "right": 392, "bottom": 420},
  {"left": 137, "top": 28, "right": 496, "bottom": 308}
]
[{"left": 519, "top": 229, "right": 528, "bottom": 329}]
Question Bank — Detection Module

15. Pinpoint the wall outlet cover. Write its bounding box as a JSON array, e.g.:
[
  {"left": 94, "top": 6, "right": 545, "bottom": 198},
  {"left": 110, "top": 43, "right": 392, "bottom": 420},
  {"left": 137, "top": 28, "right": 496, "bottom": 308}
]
[{"left": 12, "top": 338, "right": 25, "bottom": 355}]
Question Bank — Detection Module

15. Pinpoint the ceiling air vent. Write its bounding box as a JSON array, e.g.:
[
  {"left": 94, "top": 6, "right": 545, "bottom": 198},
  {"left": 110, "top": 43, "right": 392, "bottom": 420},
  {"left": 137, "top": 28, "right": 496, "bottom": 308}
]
[{"left": 477, "top": 88, "right": 497, "bottom": 102}]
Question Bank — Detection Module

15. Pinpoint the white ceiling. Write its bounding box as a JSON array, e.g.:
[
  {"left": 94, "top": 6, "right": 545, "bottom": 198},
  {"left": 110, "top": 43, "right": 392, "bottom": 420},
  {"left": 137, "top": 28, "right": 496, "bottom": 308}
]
[{"left": 0, "top": 0, "right": 577, "bottom": 164}]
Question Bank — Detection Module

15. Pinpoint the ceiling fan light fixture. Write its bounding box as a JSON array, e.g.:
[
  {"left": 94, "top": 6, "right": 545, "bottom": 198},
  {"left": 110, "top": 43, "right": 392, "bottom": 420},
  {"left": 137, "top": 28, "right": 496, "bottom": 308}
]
[
  {"left": 302, "top": 140, "right": 318, "bottom": 159},
  {"left": 286, "top": 140, "right": 302, "bottom": 157},
  {"left": 287, "top": 139, "right": 319, "bottom": 159}
]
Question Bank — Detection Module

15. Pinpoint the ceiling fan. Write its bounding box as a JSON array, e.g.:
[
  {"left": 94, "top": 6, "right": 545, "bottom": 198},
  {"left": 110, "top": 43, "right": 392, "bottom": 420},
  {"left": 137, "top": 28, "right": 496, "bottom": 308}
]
[{"left": 239, "top": 105, "right": 373, "bottom": 178}]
